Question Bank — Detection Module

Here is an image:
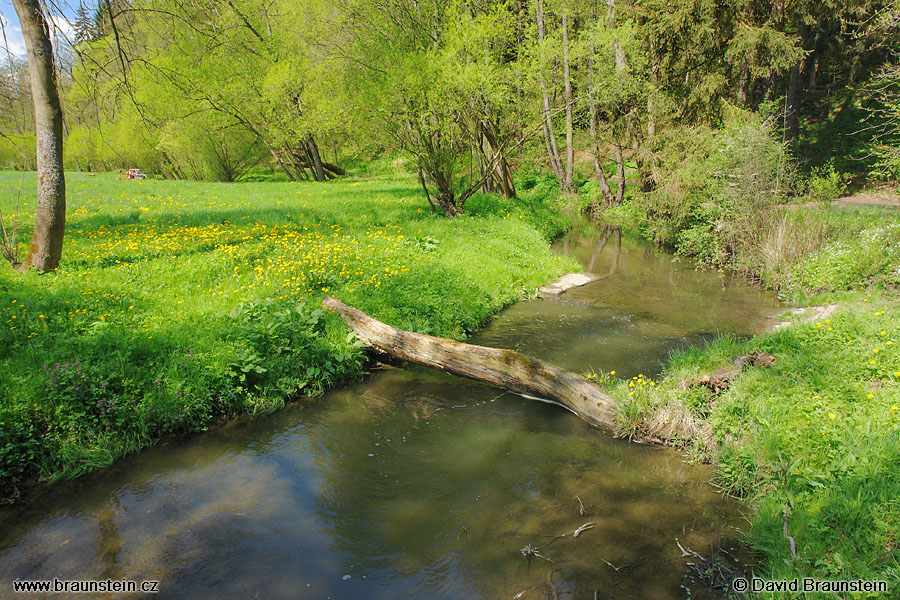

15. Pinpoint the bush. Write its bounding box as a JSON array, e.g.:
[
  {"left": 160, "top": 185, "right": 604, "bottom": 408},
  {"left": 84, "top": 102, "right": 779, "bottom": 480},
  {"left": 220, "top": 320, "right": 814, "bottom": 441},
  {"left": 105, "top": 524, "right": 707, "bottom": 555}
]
[
  {"left": 634, "top": 113, "right": 792, "bottom": 275},
  {"left": 807, "top": 162, "right": 849, "bottom": 201},
  {"left": 0, "top": 403, "right": 41, "bottom": 492}
]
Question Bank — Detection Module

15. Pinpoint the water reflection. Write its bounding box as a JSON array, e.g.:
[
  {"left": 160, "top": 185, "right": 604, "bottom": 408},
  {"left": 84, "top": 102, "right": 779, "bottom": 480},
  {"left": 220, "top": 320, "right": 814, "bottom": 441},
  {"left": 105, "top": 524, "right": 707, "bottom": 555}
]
[
  {"left": 553, "top": 222, "right": 779, "bottom": 337},
  {"left": 0, "top": 219, "right": 775, "bottom": 599},
  {"left": 474, "top": 222, "right": 780, "bottom": 379}
]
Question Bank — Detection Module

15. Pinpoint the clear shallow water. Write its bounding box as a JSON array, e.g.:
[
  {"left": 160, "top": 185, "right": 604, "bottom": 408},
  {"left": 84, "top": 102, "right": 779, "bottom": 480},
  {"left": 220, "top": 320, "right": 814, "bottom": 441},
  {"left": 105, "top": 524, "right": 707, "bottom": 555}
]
[{"left": 0, "top": 222, "right": 780, "bottom": 599}]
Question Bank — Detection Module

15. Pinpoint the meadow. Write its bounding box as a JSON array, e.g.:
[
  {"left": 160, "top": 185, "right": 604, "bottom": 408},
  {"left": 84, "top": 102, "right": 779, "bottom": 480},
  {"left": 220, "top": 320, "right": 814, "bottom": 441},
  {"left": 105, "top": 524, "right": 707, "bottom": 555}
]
[{"left": 0, "top": 171, "right": 575, "bottom": 492}]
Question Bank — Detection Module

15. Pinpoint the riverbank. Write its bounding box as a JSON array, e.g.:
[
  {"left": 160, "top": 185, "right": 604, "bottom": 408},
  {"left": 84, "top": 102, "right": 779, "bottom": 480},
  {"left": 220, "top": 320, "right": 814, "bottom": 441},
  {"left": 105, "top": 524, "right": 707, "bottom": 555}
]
[
  {"left": 603, "top": 198, "right": 900, "bottom": 592},
  {"left": 0, "top": 172, "right": 576, "bottom": 496}
]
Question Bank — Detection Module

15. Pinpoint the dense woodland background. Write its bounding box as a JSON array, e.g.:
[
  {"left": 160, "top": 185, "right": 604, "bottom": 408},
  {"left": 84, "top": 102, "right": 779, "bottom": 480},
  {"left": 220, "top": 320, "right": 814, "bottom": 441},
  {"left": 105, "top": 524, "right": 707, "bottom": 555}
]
[{"left": 2, "top": 0, "right": 899, "bottom": 200}]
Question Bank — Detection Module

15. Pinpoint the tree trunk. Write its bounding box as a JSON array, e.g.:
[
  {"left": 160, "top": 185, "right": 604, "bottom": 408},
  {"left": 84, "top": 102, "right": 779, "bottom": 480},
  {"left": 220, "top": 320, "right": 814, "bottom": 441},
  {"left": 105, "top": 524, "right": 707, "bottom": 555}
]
[
  {"left": 13, "top": 0, "right": 65, "bottom": 273},
  {"left": 608, "top": 0, "right": 626, "bottom": 71},
  {"left": 321, "top": 161, "right": 346, "bottom": 177},
  {"left": 561, "top": 8, "right": 575, "bottom": 194},
  {"left": 306, "top": 134, "right": 327, "bottom": 182},
  {"left": 805, "top": 17, "right": 824, "bottom": 93},
  {"left": 435, "top": 191, "right": 461, "bottom": 217},
  {"left": 481, "top": 119, "right": 516, "bottom": 198},
  {"left": 536, "top": 0, "right": 564, "bottom": 186},
  {"left": 784, "top": 63, "right": 802, "bottom": 146},
  {"left": 476, "top": 122, "right": 488, "bottom": 193},
  {"left": 783, "top": 23, "right": 809, "bottom": 147},
  {"left": 586, "top": 5, "right": 615, "bottom": 208},
  {"left": 614, "top": 143, "right": 625, "bottom": 205},
  {"left": 322, "top": 297, "right": 618, "bottom": 432},
  {"left": 272, "top": 150, "right": 296, "bottom": 180},
  {"left": 737, "top": 64, "right": 750, "bottom": 105}
]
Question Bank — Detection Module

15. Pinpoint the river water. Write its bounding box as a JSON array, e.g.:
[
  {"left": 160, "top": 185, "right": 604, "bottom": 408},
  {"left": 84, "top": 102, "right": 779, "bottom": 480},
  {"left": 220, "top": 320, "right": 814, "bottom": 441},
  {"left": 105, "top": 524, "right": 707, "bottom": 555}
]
[{"left": 0, "top": 221, "right": 780, "bottom": 599}]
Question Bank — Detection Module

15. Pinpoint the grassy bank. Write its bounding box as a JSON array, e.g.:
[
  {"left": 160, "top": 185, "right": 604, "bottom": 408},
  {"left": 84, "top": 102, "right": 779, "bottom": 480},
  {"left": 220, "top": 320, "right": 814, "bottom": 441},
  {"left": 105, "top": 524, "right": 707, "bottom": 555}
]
[
  {"left": 602, "top": 200, "right": 900, "bottom": 594},
  {"left": 0, "top": 171, "right": 576, "bottom": 494}
]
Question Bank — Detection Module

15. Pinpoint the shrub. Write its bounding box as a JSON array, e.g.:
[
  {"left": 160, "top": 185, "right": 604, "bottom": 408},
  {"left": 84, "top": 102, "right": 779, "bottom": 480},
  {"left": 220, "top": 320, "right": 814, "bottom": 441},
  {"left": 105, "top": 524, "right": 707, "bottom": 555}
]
[{"left": 807, "top": 162, "right": 849, "bottom": 201}]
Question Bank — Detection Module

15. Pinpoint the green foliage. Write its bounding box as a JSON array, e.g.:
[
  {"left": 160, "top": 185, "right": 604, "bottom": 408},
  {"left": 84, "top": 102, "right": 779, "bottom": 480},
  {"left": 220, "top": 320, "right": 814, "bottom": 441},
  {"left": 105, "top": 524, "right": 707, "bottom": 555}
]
[
  {"left": 872, "top": 144, "right": 900, "bottom": 182},
  {"left": 607, "top": 293, "right": 900, "bottom": 587},
  {"left": 0, "top": 403, "right": 40, "bottom": 486},
  {"left": 634, "top": 113, "right": 791, "bottom": 270},
  {"left": 226, "top": 299, "right": 365, "bottom": 403},
  {"left": 806, "top": 162, "right": 849, "bottom": 202},
  {"left": 788, "top": 222, "right": 900, "bottom": 291},
  {"left": 0, "top": 171, "right": 574, "bottom": 491}
]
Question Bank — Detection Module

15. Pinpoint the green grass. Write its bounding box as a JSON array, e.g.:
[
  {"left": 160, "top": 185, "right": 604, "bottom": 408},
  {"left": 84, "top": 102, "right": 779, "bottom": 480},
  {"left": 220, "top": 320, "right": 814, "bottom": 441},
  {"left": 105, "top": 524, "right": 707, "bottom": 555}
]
[
  {"left": 0, "top": 171, "right": 576, "bottom": 491},
  {"left": 602, "top": 187, "right": 900, "bottom": 595},
  {"left": 605, "top": 289, "right": 900, "bottom": 595}
]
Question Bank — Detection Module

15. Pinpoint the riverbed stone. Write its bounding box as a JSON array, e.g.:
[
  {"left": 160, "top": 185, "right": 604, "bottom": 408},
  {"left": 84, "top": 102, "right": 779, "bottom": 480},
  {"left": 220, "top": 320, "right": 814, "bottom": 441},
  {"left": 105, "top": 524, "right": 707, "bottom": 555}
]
[{"left": 539, "top": 273, "right": 600, "bottom": 296}]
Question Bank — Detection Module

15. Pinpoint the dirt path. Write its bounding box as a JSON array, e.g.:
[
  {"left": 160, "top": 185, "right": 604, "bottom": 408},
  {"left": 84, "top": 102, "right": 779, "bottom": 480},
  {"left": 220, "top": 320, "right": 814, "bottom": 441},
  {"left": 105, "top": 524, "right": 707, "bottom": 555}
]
[{"left": 831, "top": 190, "right": 900, "bottom": 207}]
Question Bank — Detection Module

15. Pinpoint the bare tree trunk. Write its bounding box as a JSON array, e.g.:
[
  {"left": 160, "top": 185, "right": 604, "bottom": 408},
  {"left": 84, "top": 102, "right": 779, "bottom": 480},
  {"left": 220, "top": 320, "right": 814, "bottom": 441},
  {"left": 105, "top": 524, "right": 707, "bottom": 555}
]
[
  {"left": 608, "top": 0, "right": 638, "bottom": 199},
  {"left": 614, "top": 143, "right": 625, "bottom": 205},
  {"left": 476, "top": 122, "right": 488, "bottom": 193},
  {"left": 481, "top": 119, "right": 517, "bottom": 198},
  {"left": 536, "top": 0, "right": 564, "bottom": 186},
  {"left": 587, "top": 3, "right": 615, "bottom": 208},
  {"left": 783, "top": 23, "right": 808, "bottom": 147},
  {"left": 784, "top": 63, "right": 802, "bottom": 146},
  {"left": 418, "top": 168, "right": 438, "bottom": 214},
  {"left": 561, "top": 8, "right": 575, "bottom": 194},
  {"left": 13, "top": 0, "right": 65, "bottom": 272},
  {"left": 805, "top": 17, "right": 824, "bottom": 92},
  {"left": 738, "top": 64, "right": 750, "bottom": 105},
  {"left": 323, "top": 297, "right": 619, "bottom": 432},
  {"left": 608, "top": 0, "right": 626, "bottom": 71},
  {"left": 321, "top": 161, "right": 346, "bottom": 177},
  {"left": 268, "top": 147, "right": 296, "bottom": 181},
  {"left": 306, "top": 134, "right": 327, "bottom": 182}
]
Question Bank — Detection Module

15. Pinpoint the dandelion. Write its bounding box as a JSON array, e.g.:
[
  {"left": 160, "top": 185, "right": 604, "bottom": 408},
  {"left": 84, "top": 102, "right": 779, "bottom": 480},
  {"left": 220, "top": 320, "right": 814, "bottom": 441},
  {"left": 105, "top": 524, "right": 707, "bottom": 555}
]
[
  {"left": 892, "top": 406, "right": 899, "bottom": 411},
  {"left": 829, "top": 413, "right": 836, "bottom": 419},
  {"left": 868, "top": 393, "right": 875, "bottom": 399},
  {"left": 610, "top": 370, "right": 615, "bottom": 376},
  {"left": 870, "top": 360, "right": 877, "bottom": 365}
]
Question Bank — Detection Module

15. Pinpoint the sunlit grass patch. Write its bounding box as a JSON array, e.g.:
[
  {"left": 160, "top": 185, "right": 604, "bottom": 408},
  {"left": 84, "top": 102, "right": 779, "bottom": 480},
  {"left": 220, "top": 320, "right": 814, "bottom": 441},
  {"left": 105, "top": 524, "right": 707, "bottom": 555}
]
[
  {"left": 0, "top": 171, "right": 575, "bottom": 491},
  {"left": 604, "top": 291, "right": 900, "bottom": 589}
]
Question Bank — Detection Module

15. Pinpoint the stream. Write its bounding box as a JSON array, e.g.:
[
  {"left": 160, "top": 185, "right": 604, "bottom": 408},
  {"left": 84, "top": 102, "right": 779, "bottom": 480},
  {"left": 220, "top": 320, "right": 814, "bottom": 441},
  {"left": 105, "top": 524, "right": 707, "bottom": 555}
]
[{"left": 0, "top": 220, "right": 781, "bottom": 599}]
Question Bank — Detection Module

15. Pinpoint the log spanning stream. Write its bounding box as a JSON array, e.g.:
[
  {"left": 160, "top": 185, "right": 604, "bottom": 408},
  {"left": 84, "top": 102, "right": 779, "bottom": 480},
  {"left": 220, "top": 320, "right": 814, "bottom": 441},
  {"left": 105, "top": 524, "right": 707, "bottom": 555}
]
[{"left": 0, "top": 220, "right": 781, "bottom": 599}]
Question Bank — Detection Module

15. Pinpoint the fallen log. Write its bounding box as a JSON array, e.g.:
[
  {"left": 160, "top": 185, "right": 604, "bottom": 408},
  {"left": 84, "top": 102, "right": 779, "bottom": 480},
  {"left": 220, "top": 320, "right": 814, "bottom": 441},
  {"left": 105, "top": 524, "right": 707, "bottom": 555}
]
[{"left": 322, "top": 296, "right": 618, "bottom": 432}]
